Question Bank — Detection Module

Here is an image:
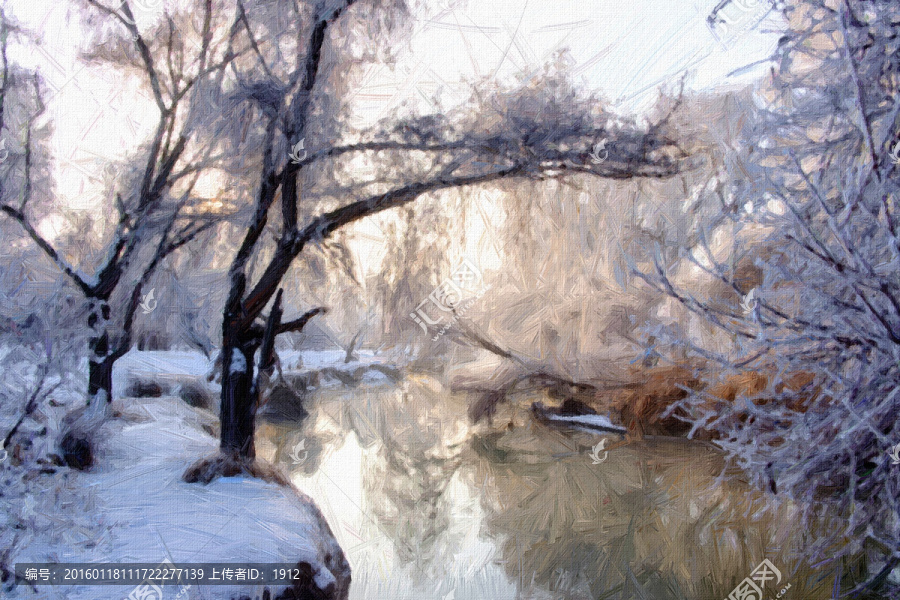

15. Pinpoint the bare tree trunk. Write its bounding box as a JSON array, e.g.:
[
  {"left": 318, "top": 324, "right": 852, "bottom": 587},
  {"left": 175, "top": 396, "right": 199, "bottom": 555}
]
[
  {"left": 87, "top": 357, "right": 115, "bottom": 402},
  {"left": 219, "top": 343, "right": 256, "bottom": 459},
  {"left": 87, "top": 299, "right": 116, "bottom": 403},
  {"left": 217, "top": 283, "right": 324, "bottom": 461},
  {"left": 219, "top": 274, "right": 257, "bottom": 459}
]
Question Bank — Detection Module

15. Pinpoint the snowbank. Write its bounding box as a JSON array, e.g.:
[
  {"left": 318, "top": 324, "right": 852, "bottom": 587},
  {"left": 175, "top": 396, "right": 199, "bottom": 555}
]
[
  {"left": 4, "top": 394, "right": 350, "bottom": 600},
  {"left": 278, "top": 350, "right": 398, "bottom": 386}
]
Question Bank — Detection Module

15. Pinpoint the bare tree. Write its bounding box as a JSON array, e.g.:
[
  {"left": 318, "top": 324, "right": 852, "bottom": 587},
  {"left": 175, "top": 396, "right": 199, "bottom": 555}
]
[
  {"left": 180, "top": 0, "right": 684, "bottom": 482},
  {"left": 0, "top": 2, "right": 245, "bottom": 468},
  {"left": 0, "top": 2, "right": 238, "bottom": 410}
]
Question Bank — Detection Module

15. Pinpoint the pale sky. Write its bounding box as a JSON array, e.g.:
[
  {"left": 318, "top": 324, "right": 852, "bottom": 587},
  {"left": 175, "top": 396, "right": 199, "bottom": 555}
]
[{"left": 6, "top": 0, "right": 782, "bottom": 219}]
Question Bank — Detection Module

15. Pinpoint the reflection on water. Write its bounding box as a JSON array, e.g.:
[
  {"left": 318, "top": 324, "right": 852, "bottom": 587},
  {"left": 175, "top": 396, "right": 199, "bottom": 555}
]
[{"left": 256, "top": 378, "right": 842, "bottom": 600}]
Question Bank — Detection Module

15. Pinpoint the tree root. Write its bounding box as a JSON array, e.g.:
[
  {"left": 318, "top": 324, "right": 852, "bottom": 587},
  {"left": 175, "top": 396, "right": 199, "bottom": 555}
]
[{"left": 182, "top": 452, "right": 291, "bottom": 486}]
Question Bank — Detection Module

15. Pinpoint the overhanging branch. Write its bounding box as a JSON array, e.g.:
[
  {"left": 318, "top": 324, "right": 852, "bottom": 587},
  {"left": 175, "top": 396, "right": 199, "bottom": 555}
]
[{"left": 240, "top": 165, "right": 526, "bottom": 323}]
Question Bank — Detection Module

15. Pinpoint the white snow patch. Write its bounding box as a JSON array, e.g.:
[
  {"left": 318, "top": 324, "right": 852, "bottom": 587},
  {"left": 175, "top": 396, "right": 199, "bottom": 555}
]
[
  {"left": 543, "top": 412, "right": 627, "bottom": 433},
  {"left": 229, "top": 348, "right": 248, "bottom": 374}
]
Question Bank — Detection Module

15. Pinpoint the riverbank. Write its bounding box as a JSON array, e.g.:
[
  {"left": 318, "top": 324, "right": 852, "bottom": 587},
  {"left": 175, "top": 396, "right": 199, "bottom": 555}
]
[{"left": 0, "top": 354, "right": 350, "bottom": 599}]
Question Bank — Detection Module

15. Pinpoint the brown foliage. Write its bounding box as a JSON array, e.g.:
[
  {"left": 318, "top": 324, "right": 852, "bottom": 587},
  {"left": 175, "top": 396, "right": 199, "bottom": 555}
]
[
  {"left": 614, "top": 366, "right": 819, "bottom": 440},
  {"left": 614, "top": 366, "right": 701, "bottom": 439}
]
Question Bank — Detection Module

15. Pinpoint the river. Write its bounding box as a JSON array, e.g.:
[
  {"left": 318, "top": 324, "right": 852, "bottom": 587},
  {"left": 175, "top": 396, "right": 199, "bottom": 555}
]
[{"left": 256, "top": 375, "right": 843, "bottom": 600}]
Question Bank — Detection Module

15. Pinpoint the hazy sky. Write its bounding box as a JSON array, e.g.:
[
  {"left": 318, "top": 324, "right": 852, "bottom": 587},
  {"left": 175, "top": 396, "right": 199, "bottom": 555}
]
[{"left": 6, "top": 0, "right": 782, "bottom": 217}]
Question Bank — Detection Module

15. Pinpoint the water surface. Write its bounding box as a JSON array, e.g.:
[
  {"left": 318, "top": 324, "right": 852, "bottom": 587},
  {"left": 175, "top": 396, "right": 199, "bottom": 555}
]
[{"left": 256, "top": 377, "right": 837, "bottom": 600}]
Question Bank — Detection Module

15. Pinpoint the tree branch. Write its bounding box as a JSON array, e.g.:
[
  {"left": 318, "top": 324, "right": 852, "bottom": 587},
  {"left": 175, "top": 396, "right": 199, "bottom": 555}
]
[
  {"left": 257, "top": 288, "right": 283, "bottom": 373},
  {"left": 87, "top": 0, "right": 167, "bottom": 112},
  {"left": 236, "top": 0, "right": 274, "bottom": 80},
  {"left": 246, "top": 306, "right": 327, "bottom": 341},
  {"left": 0, "top": 204, "right": 93, "bottom": 295},
  {"left": 276, "top": 306, "right": 327, "bottom": 335}
]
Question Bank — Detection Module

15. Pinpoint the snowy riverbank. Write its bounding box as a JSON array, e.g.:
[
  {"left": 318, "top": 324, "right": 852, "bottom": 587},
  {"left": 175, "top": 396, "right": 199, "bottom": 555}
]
[{"left": 1, "top": 350, "right": 351, "bottom": 600}]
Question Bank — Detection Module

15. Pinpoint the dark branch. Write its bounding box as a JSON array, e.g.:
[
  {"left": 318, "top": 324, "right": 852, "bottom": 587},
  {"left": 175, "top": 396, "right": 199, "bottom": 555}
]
[
  {"left": 247, "top": 306, "right": 327, "bottom": 341},
  {"left": 276, "top": 306, "right": 327, "bottom": 335},
  {"left": 0, "top": 205, "right": 93, "bottom": 295},
  {"left": 258, "top": 288, "right": 283, "bottom": 373}
]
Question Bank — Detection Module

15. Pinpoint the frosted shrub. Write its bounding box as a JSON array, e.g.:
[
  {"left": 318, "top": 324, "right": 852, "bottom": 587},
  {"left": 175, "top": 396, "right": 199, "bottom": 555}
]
[{"left": 635, "top": 0, "right": 900, "bottom": 587}]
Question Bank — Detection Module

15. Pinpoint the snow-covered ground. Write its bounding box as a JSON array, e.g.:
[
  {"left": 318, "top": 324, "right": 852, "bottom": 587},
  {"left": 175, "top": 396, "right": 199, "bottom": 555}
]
[
  {"left": 1, "top": 348, "right": 364, "bottom": 600},
  {"left": 2, "top": 393, "right": 350, "bottom": 600}
]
